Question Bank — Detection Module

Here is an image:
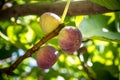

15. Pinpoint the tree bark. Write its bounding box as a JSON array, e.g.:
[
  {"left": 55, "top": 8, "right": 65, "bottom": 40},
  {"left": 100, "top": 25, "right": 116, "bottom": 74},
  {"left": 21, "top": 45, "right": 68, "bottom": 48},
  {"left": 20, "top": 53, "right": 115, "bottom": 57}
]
[{"left": 0, "top": 1, "right": 119, "bottom": 21}]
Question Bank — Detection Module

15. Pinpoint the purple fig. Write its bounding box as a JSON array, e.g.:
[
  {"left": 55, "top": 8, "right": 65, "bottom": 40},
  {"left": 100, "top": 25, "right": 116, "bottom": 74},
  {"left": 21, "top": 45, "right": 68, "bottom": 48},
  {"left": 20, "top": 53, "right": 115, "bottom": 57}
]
[
  {"left": 36, "top": 46, "right": 59, "bottom": 69},
  {"left": 58, "top": 26, "right": 82, "bottom": 54}
]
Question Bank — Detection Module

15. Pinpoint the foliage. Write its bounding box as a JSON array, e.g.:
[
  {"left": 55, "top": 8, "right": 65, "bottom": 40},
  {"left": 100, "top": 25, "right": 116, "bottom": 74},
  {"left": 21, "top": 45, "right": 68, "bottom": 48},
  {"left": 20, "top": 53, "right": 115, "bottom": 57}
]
[
  {"left": 91, "top": 0, "right": 120, "bottom": 10},
  {"left": 0, "top": 0, "right": 120, "bottom": 80}
]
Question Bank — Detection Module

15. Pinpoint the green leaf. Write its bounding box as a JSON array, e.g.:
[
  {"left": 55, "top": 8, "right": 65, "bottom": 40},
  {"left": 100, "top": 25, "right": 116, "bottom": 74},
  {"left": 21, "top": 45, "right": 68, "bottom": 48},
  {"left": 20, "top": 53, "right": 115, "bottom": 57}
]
[
  {"left": 92, "top": 62, "right": 118, "bottom": 80},
  {"left": 0, "top": 44, "right": 18, "bottom": 60},
  {"left": 7, "top": 26, "right": 18, "bottom": 43},
  {"left": 64, "top": 16, "right": 76, "bottom": 26},
  {"left": 30, "top": 21, "right": 44, "bottom": 39},
  {"left": 78, "top": 15, "right": 120, "bottom": 42},
  {"left": 47, "top": 37, "right": 58, "bottom": 46},
  {"left": 91, "top": 0, "right": 120, "bottom": 10}
]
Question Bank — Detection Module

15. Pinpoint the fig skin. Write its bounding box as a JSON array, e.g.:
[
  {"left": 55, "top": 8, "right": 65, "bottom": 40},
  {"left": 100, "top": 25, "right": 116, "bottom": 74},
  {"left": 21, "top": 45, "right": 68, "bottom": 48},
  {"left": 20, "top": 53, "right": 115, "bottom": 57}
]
[
  {"left": 58, "top": 26, "right": 82, "bottom": 53},
  {"left": 36, "top": 46, "right": 59, "bottom": 69},
  {"left": 40, "top": 12, "right": 60, "bottom": 34}
]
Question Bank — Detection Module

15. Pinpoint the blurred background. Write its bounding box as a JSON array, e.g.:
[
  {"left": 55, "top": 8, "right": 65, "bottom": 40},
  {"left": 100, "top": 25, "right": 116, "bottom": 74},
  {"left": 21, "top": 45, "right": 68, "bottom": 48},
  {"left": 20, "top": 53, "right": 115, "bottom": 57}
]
[{"left": 0, "top": 0, "right": 120, "bottom": 80}]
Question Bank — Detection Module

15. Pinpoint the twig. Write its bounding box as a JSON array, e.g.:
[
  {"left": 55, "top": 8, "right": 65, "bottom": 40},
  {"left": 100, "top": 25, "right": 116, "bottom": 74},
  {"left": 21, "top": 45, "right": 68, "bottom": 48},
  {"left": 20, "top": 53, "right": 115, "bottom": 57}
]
[
  {"left": 0, "top": 23, "right": 65, "bottom": 75},
  {"left": 0, "top": 31, "right": 9, "bottom": 41},
  {"left": 38, "top": 69, "right": 45, "bottom": 80},
  {"left": 77, "top": 49, "right": 96, "bottom": 80},
  {"left": 82, "top": 39, "right": 90, "bottom": 43}
]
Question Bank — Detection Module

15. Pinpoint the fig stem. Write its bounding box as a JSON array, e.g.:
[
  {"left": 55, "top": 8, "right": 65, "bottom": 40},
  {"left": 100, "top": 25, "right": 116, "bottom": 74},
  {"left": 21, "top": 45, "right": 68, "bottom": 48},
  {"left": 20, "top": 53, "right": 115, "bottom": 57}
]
[
  {"left": 77, "top": 50, "right": 96, "bottom": 80},
  {"left": 60, "top": 0, "right": 71, "bottom": 23}
]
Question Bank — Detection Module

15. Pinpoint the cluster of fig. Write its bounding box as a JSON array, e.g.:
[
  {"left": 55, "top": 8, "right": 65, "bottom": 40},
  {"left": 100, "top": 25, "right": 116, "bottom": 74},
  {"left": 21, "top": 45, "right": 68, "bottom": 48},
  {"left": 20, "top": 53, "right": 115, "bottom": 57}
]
[{"left": 36, "top": 12, "right": 82, "bottom": 69}]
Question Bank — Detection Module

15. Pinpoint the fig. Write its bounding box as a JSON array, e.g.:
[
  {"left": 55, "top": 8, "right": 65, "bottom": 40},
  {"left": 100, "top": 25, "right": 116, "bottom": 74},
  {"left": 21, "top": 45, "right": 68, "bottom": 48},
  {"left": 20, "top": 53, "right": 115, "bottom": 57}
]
[
  {"left": 40, "top": 12, "right": 60, "bottom": 34},
  {"left": 36, "top": 46, "right": 59, "bottom": 69},
  {"left": 58, "top": 26, "right": 82, "bottom": 53}
]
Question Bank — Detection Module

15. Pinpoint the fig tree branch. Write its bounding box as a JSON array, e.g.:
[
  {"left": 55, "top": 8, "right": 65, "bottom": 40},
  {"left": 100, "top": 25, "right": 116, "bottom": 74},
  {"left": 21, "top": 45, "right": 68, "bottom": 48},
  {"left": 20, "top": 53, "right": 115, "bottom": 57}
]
[
  {"left": 77, "top": 49, "right": 96, "bottom": 80},
  {"left": 0, "top": 1, "right": 119, "bottom": 21},
  {"left": 0, "top": 23, "right": 64, "bottom": 75}
]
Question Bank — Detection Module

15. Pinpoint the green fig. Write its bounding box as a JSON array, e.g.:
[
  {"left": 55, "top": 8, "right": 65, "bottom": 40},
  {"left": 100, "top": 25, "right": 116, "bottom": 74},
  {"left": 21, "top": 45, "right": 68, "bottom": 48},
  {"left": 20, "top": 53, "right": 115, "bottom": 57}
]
[{"left": 40, "top": 12, "right": 60, "bottom": 34}]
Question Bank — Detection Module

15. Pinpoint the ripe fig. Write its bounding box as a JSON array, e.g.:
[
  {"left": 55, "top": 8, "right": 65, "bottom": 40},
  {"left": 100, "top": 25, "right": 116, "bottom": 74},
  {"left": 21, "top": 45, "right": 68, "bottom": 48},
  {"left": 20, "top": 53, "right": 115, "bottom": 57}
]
[
  {"left": 58, "top": 26, "right": 82, "bottom": 53},
  {"left": 40, "top": 12, "right": 60, "bottom": 34},
  {"left": 36, "top": 46, "right": 59, "bottom": 69}
]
